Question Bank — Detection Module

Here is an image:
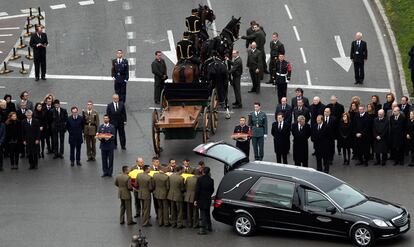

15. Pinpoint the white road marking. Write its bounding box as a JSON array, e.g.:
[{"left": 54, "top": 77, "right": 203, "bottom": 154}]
[
  {"left": 17, "top": 49, "right": 28, "bottom": 55},
  {"left": 79, "top": 0, "right": 95, "bottom": 6},
  {"left": 0, "top": 12, "right": 8, "bottom": 17},
  {"left": 362, "top": 0, "right": 395, "bottom": 94},
  {"left": 128, "top": 58, "right": 136, "bottom": 66},
  {"left": 332, "top": 35, "right": 352, "bottom": 72},
  {"left": 293, "top": 26, "right": 301, "bottom": 41},
  {"left": 92, "top": 103, "right": 107, "bottom": 107},
  {"left": 0, "top": 34, "right": 13, "bottom": 37},
  {"left": 126, "top": 32, "right": 135, "bottom": 39},
  {"left": 122, "top": 2, "right": 131, "bottom": 10},
  {"left": 266, "top": 53, "right": 271, "bottom": 63},
  {"left": 50, "top": 4, "right": 67, "bottom": 10},
  {"left": 107, "top": 0, "right": 117, "bottom": 2},
  {"left": 125, "top": 16, "right": 133, "bottom": 25},
  {"left": 0, "top": 41, "right": 5, "bottom": 43},
  {"left": 306, "top": 70, "right": 311, "bottom": 85},
  {"left": 0, "top": 27, "right": 19, "bottom": 30},
  {"left": 7, "top": 61, "right": 30, "bottom": 68},
  {"left": 300, "top": 47, "right": 307, "bottom": 64},
  {"left": 0, "top": 13, "right": 29, "bottom": 20},
  {"left": 128, "top": 46, "right": 136, "bottom": 53},
  {"left": 0, "top": 51, "right": 3, "bottom": 54},
  {"left": 206, "top": 0, "right": 218, "bottom": 36},
  {"left": 20, "top": 9, "right": 37, "bottom": 14},
  {"left": 129, "top": 70, "right": 136, "bottom": 78},
  {"left": 284, "top": 4, "right": 293, "bottom": 20},
  {"left": 162, "top": 30, "right": 178, "bottom": 65}
]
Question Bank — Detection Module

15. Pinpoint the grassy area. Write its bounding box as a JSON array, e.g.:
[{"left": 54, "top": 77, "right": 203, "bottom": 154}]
[{"left": 381, "top": 0, "right": 414, "bottom": 93}]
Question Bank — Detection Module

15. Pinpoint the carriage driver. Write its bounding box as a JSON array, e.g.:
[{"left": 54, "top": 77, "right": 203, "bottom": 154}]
[
  {"left": 176, "top": 31, "right": 200, "bottom": 65},
  {"left": 186, "top": 9, "right": 201, "bottom": 34}
]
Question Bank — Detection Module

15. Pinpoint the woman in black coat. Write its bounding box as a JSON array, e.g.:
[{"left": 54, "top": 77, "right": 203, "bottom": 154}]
[
  {"left": 4, "top": 94, "right": 16, "bottom": 114},
  {"left": 338, "top": 113, "right": 353, "bottom": 165},
  {"left": 5, "top": 112, "right": 22, "bottom": 169},
  {"left": 406, "top": 111, "right": 414, "bottom": 166},
  {"left": 382, "top": 93, "right": 395, "bottom": 113},
  {"left": 33, "top": 103, "right": 46, "bottom": 158}
]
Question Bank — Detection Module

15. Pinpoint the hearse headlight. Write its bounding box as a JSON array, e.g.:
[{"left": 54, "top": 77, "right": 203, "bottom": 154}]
[{"left": 372, "top": 219, "right": 391, "bottom": 227}]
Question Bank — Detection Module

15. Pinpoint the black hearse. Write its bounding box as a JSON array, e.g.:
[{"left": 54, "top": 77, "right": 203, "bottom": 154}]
[{"left": 193, "top": 142, "right": 410, "bottom": 247}]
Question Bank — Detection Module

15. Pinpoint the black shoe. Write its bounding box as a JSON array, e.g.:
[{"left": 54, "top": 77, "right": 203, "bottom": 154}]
[
  {"left": 121, "top": 147, "right": 126, "bottom": 150},
  {"left": 35, "top": 78, "right": 39, "bottom": 81},
  {"left": 134, "top": 215, "right": 139, "bottom": 218},
  {"left": 70, "top": 163, "right": 74, "bottom": 167},
  {"left": 364, "top": 163, "right": 368, "bottom": 167},
  {"left": 41, "top": 77, "right": 46, "bottom": 80},
  {"left": 198, "top": 230, "right": 207, "bottom": 235},
  {"left": 127, "top": 221, "right": 137, "bottom": 225},
  {"left": 53, "top": 155, "right": 59, "bottom": 159},
  {"left": 354, "top": 81, "right": 359, "bottom": 85},
  {"left": 87, "top": 158, "right": 92, "bottom": 162},
  {"left": 232, "top": 102, "right": 238, "bottom": 106},
  {"left": 101, "top": 174, "right": 107, "bottom": 177},
  {"left": 233, "top": 104, "right": 242, "bottom": 109},
  {"left": 77, "top": 162, "right": 82, "bottom": 166},
  {"left": 120, "top": 221, "right": 125, "bottom": 225},
  {"left": 248, "top": 90, "right": 256, "bottom": 93}
]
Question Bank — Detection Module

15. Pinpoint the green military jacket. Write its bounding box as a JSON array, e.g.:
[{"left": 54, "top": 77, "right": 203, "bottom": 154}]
[
  {"left": 249, "top": 111, "right": 268, "bottom": 137},
  {"left": 184, "top": 175, "right": 199, "bottom": 203},
  {"left": 82, "top": 110, "right": 99, "bottom": 136},
  {"left": 153, "top": 172, "right": 169, "bottom": 200},
  {"left": 136, "top": 173, "right": 154, "bottom": 200},
  {"left": 115, "top": 174, "right": 132, "bottom": 200},
  {"left": 167, "top": 173, "right": 185, "bottom": 202}
]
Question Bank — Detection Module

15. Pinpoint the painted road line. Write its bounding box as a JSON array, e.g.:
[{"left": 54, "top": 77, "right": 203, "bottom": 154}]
[
  {"left": 126, "top": 32, "right": 135, "bottom": 39},
  {"left": 128, "top": 46, "right": 136, "bottom": 53},
  {"left": 0, "top": 12, "right": 8, "bottom": 17},
  {"left": 284, "top": 4, "right": 293, "bottom": 20},
  {"left": 206, "top": 0, "right": 218, "bottom": 36},
  {"left": 293, "top": 26, "right": 301, "bottom": 41},
  {"left": 20, "top": 9, "right": 37, "bottom": 14},
  {"left": 50, "top": 4, "right": 67, "bottom": 10},
  {"left": 300, "top": 48, "right": 307, "bottom": 64},
  {"left": 0, "top": 34, "right": 13, "bottom": 37},
  {"left": 0, "top": 27, "right": 19, "bottom": 30},
  {"left": 0, "top": 51, "right": 3, "bottom": 54},
  {"left": 129, "top": 70, "right": 136, "bottom": 78},
  {"left": 332, "top": 35, "right": 352, "bottom": 72},
  {"left": 162, "top": 30, "right": 178, "bottom": 65},
  {"left": 306, "top": 70, "right": 311, "bottom": 85},
  {"left": 125, "top": 16, "right": 133, "bottom": 25},
  {"left": 362, "top": 0, "right": 395, "bottom": 94},
  {"left": 128, "top": 58, "right": 136, "bottom": 66},
  {"left": 0, "top": 14, "right": 29, "bottom": 20},
  {"left": 79, "top": 0, "right": 95, "bottom": 6},
  {"left": 92, "top": 103, "right": 107, "bottom": 107},
  {"left": 122, "top": 2, "right": 131, "bottom": 10},
  {"left": 0, "top": 41, "right": 4, "bottom": 43},
  {"left": 107, "top": 0, "right": 117, "bottom": 1},
  {"left": 7, "top": 62, "right": 30, "bottom": 68}
]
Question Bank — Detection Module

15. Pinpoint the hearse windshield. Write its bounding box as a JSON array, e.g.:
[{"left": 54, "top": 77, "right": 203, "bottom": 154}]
[{"left": 326, "top": 183, "right": 367, "bottom": 209}]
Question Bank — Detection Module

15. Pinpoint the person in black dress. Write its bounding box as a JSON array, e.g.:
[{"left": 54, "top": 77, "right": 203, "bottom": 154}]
[
  {"left": 33, "top": 103, "right": 46, "bottom": 158},
  {"left": 371, "top": 95, "right": 382, "bottom": 114},
  {"left": 382, "top": 93, "right": 395, "bottom": 114},
  {"left": 405, "top": 111, "right": 414, "bottom": 166},
  {"left": 4, "top": 94, "right": 16, "bottom": 115},
  {"left": 367, "top": 103, "right": 376, "bottom": 159},
  {"left": 5, "top": 112, "right": 21, "bottom": 169},
  {"left": 338, "top": 113, "right": 353, "bottom": 165}
]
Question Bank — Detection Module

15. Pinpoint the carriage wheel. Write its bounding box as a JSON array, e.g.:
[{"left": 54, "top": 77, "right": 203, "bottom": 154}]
[
  {"left": 160, "top": 89, "right": 168, "bottom": 110},
  {"left": 152, "top": 110, "right": 161, "bottom": 157},
  {"left": 202, "top": 106, "right": 210, "bottom": 143},
  {"left": 210, "top": 88, "right": 219, "bottom": 134}
]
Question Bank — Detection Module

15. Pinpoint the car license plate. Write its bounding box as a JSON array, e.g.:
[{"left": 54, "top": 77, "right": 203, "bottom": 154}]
[{"left": 400, "top": 224, "right": 409, "bottom": 232}]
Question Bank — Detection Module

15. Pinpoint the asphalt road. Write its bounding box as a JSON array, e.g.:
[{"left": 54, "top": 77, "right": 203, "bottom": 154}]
[{"left": 0, "top": 0, "right": 411, "bottom": 246}]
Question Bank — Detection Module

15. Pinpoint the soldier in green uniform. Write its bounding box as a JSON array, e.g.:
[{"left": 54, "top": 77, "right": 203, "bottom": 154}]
[
  {"left": 153, "top": 165, "right": 170, "bottom": 227},
  {"left": 135, "top": 165, "right": 154, "bottom": 227},
  {"left": 82, "top": 100, "right": 99, "bottom": 161},
  {"left": 167, "top": 166, "right": 185, "bottom": 228},
  {"left": 167, "top": 158, "right": 177, "bottom": 173},
  {"left": 131, "top": 157, "right": 144, "bottom": 218},
  {"left": 115, "top": 166, "right": 136, "bottom": 225},
  {"left": 182, "top": 158, "right": 194, "bottom": 174},
  {"left": 184, "top": 170, "right": 200, "bottom": 228},
  {"left": 249, "top": 102, "right": 268, "bottom": 160}
]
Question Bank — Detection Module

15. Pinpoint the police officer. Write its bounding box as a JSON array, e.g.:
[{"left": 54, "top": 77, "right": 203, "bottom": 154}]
[
  {"left": 233, "top": 116, "right": 250, "bottom": 158},
  {"left": 186, "top": 9, "right": 201, "bottom": 34},
  {"left": 167, "top": 166, "right": 185, "bottom": 228},
  {"left": 115, "top": 166, "right": 136, "bottom": 225},
  {"left": 111, "top": 50, "right": 129, "bottom": 102},
  {"left": 249, "top": 102, "right": 268, "bottom": 161},
  {"left": 135, "top": 165, "right": 154, "bottom": 227},
  {"left": 271, "top": 54, "right": 292, "bottom": 103},
  {"left": 153, "top": 165, "right": 170, "bottom": 227},
  {"left": 82, "top": 101, "right": 99, "bottom": 161}
]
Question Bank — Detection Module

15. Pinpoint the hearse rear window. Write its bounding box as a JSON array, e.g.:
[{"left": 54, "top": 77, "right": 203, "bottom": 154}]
[{"left": 243, "top": 177, "right": 295, "bottom": 209}]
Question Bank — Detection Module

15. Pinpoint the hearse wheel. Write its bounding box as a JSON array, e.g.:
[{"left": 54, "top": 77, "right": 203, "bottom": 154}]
[
  {"left": 351, "top": 224, "right": 375, "bottom": 247},
  {"left": 233, "top": 213, "right": 255, "bottom": 236}
]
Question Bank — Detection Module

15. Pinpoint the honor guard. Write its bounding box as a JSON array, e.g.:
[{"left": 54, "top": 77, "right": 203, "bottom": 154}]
[
  {"left": 176, "top": 32, "right": 194, "bottom": 62},
  {"left": 111, "top": 50, "right": 129, "bottom": 102},
  {"left": 248, "top": 102, "right": 268, "bottom": 161},
  {"left": 82, "top": 101, "right": 99, "bottom": 161},
  {"left": 270, "top": 54, "right": 292, "bottom": 103},
  {"left": 233, "top": 116, "right": 251, "bottom": 158},
  {"left": 186, "top": 9, "right": 201, "bottom": 34}
]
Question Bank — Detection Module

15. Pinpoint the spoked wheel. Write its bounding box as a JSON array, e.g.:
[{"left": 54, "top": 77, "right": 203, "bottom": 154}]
[
  {"left": 152, "top": 109, "right": 161, "bottom": 157},
  {"left": 202, "top": 106, "right": 210, "bottom": 143},
  {"left": 160, "top": 89, "right": 168, "bottom": 110},
  {"left": 210, "top": 88, "right": 218, "bottom": 134}
]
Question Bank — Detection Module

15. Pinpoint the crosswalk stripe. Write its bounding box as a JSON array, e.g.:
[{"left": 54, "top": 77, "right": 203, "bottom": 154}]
[
  {"left": 79, "top": 0, "right": 95, "bottom": 6},
  {"left": 0, "top": 12, "right": 8, "bottom": 17},
  {"left": 50, "top": 4, "right": 67, "bottom": 10}
]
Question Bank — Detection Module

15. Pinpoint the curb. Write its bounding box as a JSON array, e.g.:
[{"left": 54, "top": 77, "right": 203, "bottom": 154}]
[{"left": 373, "top": 0, "right": 409, "bottom": 97}]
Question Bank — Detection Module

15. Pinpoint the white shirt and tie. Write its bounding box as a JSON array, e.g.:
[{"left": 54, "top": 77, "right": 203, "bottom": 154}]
[
  {"left": 318, "top": 124, "right": 322, "bottom": 130},
  {"left": 113, "top": 102, "right": 118, "bottom": 111},
  {"left": 325, "top": 116, "right": 329, "bottom": 124},
  {"left": 27, "top": 119, "right": 32, "bottom": 126},
  {"left": 278, "top": 121, "right": 283, "bottom": 130}
]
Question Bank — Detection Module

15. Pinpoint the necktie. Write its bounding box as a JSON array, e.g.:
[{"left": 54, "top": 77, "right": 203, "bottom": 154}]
[
  {"left": 318, "top": 124, "right": 321, "bottom": 130},
  {"left": 118, "top": 59, "right": 121, "bottom": 64},
  {"left": 326, "top": 117, "right": 329, "bottom": 124},
  {"left": 282, "top": 106, "right": 285, "bottom": 110},
  {"left": 22, "top": 109, "right": 25, "bottom": 113},
  {"left": 360, "top": 114, "right": 363, "bottom": 117},
  {"left": 115, "top": 103, "right": 118, "bottom": 111},
  {"left": 255, "top": 112, "right": 258, "bottom": 116},
  {"left": 299, "top": 107, "right": 302, "bottom": 111},
  {"left": 88, "top": 111, "right": 91, "bottom": 116},
  {"left": 28, "top": 120, "right": 31, "bottom": 125},
  {"left": 395, "top": 116, "right": 398, "bottom": 120},
  {"left": 299, "top": 125, "right": 302, "bottom": 131},
  {"left": 402, "top": 105, "right": 405, "bottom": 110},
  {"left": 47, "top": 106, "right": 50, "bottom": 110},
  {"left": 279, "top": 123, "right": 282, "bottom": 130}
]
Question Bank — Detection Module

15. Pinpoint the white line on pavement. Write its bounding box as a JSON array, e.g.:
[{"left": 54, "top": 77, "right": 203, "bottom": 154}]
[
  {"left": 0, "top": 34, "right": 13, "bottom": 37},
  {"left": 206, "top": 0, "right": 218, "bottom": 36},
  {"left": 293, "top": 26, "right": 301, "bottom": 41},
  {"left": 284, "top": 4, "right": 293, "bottom": 20},
  {"left": 122, "top": 2, "right": 131, "bottom": 10},
  {"left": 0, "top": 13, "right": 29, "bottom": 20},
  {"left": 79, "top": 0, "right": 95, "bottom": 6},
  {"left": 0, "top": 51, "right": 3, "bottom": 54},
  {"left": 50, "top": 4, "right": 67, "bottom": 10},
  {"left": 93, "top": 103, "right": 107, "bottom": 107},
  {"left": 162, "top": 30, "right": 178, "bottom": 65},
  {"left": 129, "top": 70, "right": 136, "bottom": 78},
  {"left": 362, "top": 0, "right": 395, "bottom": 95},
  {"left": 0, "top": 27, "right": 19, "bottom": 30},
  {"left": 17, "top": 49, "right": 28, "bottom": 55},
  {"left": 107, "top": 0, "right": 118, "bottom": 2},
  {"left": 128, "top": 46, "right": 136, "bottom": 53},
  {"left": 306, "top": 70, "right": 311, "bottom": 85},
  {"left": 126, "top": 32, "right": 135, "bottom": 39},
  {"left": 0, "top": 12, "right": 8, "bottom": 17},
  {"left": 300, "top": 48, "right": 307, "bottom": 64},
  {"left": 20, "top": 9, "right": 37, "bottom": 14},
  {"left": 128, "top": 58, "right": 136, "bottom": 66},
  {"left": 7, "top": 61, "right": 30, "bottom": 68},
  {"left": 0, "top": 41, "right": 4, "bottom": 43},
  {"left": 125, "top": 16, "right": 133, "bottom": 25}
]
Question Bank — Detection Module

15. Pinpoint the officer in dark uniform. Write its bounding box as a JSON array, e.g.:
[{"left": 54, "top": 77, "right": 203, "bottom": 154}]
[
  {"left": 176, "top": 32, "right": 194, "bottom": 62},
  {"left": 233, "top": 116, "right": 250, "bottom": 158},
  {"left": 29, "top": 25, "right": 48, "bottom": 81},
  {"left": 270, "top": 54, "right": 292, "bottom": 103},
  {"left": 186, "top": 9, "right": 201, "bottom": 34},
  {"left": 111, "top": 50, "right": 129, "bottom": 102}
]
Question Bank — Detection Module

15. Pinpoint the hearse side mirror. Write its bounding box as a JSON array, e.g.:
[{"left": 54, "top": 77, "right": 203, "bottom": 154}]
[{"left": 326, "top": 206, "right": 336, "bottom": 214}]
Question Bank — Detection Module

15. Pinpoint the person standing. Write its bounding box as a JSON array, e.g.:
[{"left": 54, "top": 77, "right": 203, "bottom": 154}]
[
  {"left": 42, "top": 96, "right": 54, "bottom": 154},
  {"left": 326, "top": 95, "right": 345, "bottom": 154},
  {"left": 106, "top": 94, "right": 127, "bottom": 150},
  {"left": 33, "top": 103, "right": 46, "bottom": 158},
  {"left": 22, "top": 110, "right": 41, "bottom": 169},
  {"left": 390, "top": 107, "right": 406, "bottom": 166},
  {"left": 249, "top": 102, "right": 268, "bottom": 161},
  {"left": 311, "top": 115, "right": 330, "bottom": 173},
  {"left": 82, "top": 101, "right": 99, "bottom": 162},
  {"left": 115, "top": 166, "right": 136, "bottom": 225},
  {"left": 409, "top": 45, "right": 414, "bottom": 95},
  {"left": 184, "top": 170, "right": 200, "bottom": 228},
  {"left": 182, "top": 158, "right": 194, "bottom": 174},
  {"left": 4, "top": 94, "right": 16, "bottom": 115},
  {"left": 373, "top": 109, "right": 388, "bottom": 166},
  {"left": 136, "top": 165, "right": 154, "bottom": 227},
  {"left": 275, "top": 97, "right": 293, "bottom": 124},
  {"left": 353, "top": 106, "right": 370, "bottom": 166},
  {"left": 291, "top": 88, "right": 310, "bottom": 108},
  {"left": 271, "top": 114, "right": 290, "bottom": 164},
  {"left": 153, "top": 165, "right": 170, "bottom": 227},
  {"left": 233, "top": 116, "right": 250, "bottom": 158},
  {"left": 66, "top": 106, "right": 84, "bottom": 167},
  {"left": 309, "top": 97, "right": 325, "bottom": 127},
  {"left": 246, "top": 42, "right": 263, "bottom": 93},
  {"left": 167, "top": 166, "right": 185, "bottom": 229},
  {"left": 51, "top": 100, "right": 67, "bottom": 159},
  {"left": 338, "top": 113, "right": 353, "bottom": 165},
  {"left": 131, "top": 157, "right": 144, "bottom": 218},
  {"left": 18, "top": 91, "right": 34, "bottom": 111},
  {"left": 228, "top": 50, "right": 243, "bottom": 108},
  {"left": 194, "top": 166, "right": 214, "bottom": 235},
  {"left": 241, "top": 24, "right": 267, "bottom": 74},
  {"left": 97, "top": 114, "right": 115, "bottom": 177},
  {"left": 151, "top": 51, "right": 168, "bottom": 104},
  {"left": 0, "top": 120, "right": 4, "bottom": 171},
  {"left": 111, "top": 50, "right": 129, "bottom": 102},
  {"left": 245, "top": 21, "right": 257, "bottom": 48},
  {"left": 406, "top": 111, "right": 414, "bottom": 166},
  {"left": 350, "top": 32, "right": 367, "bottom": 84},
  {"left": 270, "top": 54, "right": 292, "bottom": 103},
  {"left": 293, "top": 99, "right": 310, "bottom": 123},
  {"left": 323, "top": 108, "right": 336, "bottom": 165},
  {"left": 291, "top": 115, "right": 311, "bottom": 167},
  {"left": 398, "top": 96, "right": 411, "bottom": 120},
  {"left": 268, "top": 32, "right": 285, "bottom": 80},
  {"left": 29, "top": 25, "right": 48, "bottom": 81},
  {"left": 5, "top": 113, "right": 21, "bottom": 170}
]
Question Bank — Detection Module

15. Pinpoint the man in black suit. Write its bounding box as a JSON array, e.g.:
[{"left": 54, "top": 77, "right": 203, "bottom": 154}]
[
  {"left": 228, "top": 50, "right": 243, "bottom": 108},
  {"left": 194, "top": 167, "right": 214, "bottom": 235},
  {"left": 309, "top": 96, "right": 325, "bottom": 127},
  {"left": 42, "top": 96, "right": 54, "bottom": 153},
  {"left": 311, "top": 115, "right": 330, "bottom": 173},
  {"left": 29, "top": 25, "right": 48, "bottom": 81},
  {"left": 106, "top": 94, "right": 127, "bottom": 149},
  {"left": 373, "top": 109, "right": 388, "bottom": 166},
  {"left": 353, "top": 105, "right": 370, "bottom": 166},
  {"left": 390, "top": 107, "right": 406, "bottom": 165},
  {"left": 151, "top": 51, "right": 167, "bottom": 104},
  {"left": 409, "top": 45, "right": 414, "bottom": 95},
  {"left": 246, "top": 42, "right": 263, "bottom": 93},
  {"left": 66, "top": 106, "right": 84, "bottom": 167},
  {"left": 323, "top": 107, "right": 337, "bottom": 165},
  {"left": 51, "top": 99, "right": 67, "bottom": 159},
  {"left": 22, "top": 110, "right": 41, "bottom": 169},
  {"left": 112, "top": 50, "right": 129, "bottom": 102},
  {"left": 291, "top": 88, "right": 310, "bottom": 108},
  {"left": 275, "top": 97, "right": 292, "bottom": 124},
  {"left": 398, "top": 96, "right": 411, "bottom": 119},
  {"left": 292, "top": 115, "right": 311, "bottom": 167},
  {"left": 16, "top": 102, "right": 28, "bottom": 121},
  {"left": 350, "top": 32, "right": 368, "bottom": 84},
  {"left": 293, "top": 99, "right": 310, "bottom": 123},
  {"left": 326, "top": 95, "right": 345, "bottom": 154},
  {"left": 271, "top": 114, "right": 290, "bottom": 164}
]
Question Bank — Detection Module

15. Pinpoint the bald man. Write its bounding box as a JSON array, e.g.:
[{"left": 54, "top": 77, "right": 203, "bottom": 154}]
[{"left": 350, "top": 32, "right": 367, "bottom": 84}]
